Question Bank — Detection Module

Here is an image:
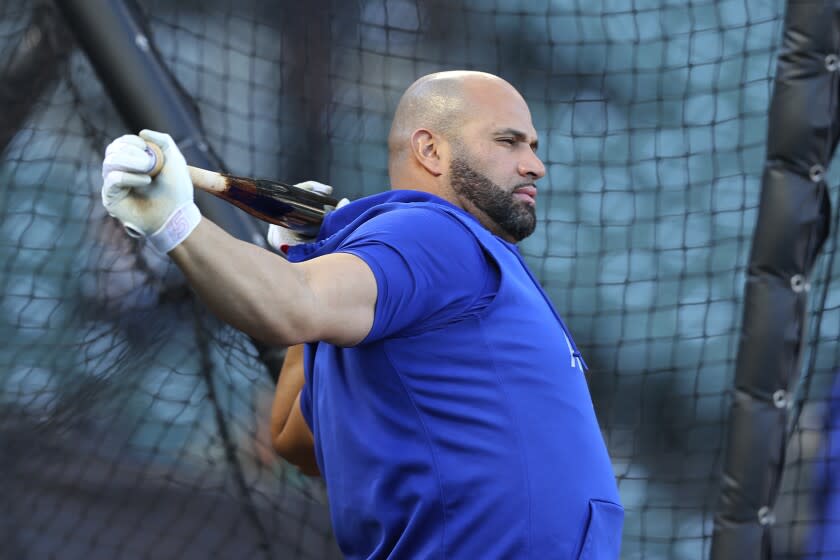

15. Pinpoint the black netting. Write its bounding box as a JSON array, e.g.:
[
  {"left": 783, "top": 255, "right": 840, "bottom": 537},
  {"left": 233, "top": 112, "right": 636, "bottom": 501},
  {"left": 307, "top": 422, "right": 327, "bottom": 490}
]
[{"left": 1, "top": 0, "right": 835, "bottom": 558}]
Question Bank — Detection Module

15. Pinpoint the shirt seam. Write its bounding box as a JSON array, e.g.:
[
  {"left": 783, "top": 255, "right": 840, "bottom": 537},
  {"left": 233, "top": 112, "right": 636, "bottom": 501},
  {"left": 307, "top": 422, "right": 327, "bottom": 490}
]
[
  {"left": 382, "top": 341, "right": 448, "bottom": 559},
  {"left": 337, "top": 248, "right": 387, "bottom": 345},
  {"left": 477, "top": 319, "right": 533, "bottom": 558}
]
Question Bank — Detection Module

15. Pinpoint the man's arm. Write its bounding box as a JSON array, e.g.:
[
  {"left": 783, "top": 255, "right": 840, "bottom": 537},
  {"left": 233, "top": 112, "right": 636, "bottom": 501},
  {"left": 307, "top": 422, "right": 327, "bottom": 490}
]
[
  {"left": 270, "top": 344, "right": 306, "bottom": 444},
  {"left": 277, "top": 394, "right": 320, "bottom": 476},
  {"left": 99, "top": 130, "right": 376, "bottom": 348},
  {"left": 270, "top": 344, "right": 319, "bottom": 475},
  {"left": 169, "top": 217, "right": 376, "bottom": 347}
]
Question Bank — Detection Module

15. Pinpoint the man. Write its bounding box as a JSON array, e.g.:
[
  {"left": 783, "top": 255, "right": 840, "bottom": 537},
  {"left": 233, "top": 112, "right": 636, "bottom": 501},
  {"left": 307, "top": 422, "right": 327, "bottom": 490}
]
[{"left": 101, "top": 71, "right": 623, "bottom": 559}]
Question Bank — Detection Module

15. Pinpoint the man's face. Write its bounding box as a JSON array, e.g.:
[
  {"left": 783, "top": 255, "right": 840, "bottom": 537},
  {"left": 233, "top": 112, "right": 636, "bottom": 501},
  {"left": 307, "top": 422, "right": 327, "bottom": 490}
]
[
  {"left": 446, "top": 85, "right": 545, "bottom": 242},
  {"left": 449, "top": 147, "right": 538, "bottom": 242}
]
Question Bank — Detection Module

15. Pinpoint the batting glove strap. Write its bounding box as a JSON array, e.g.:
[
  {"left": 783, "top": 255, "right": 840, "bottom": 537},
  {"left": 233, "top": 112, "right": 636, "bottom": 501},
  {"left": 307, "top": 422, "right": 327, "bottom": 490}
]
[{"left": 147, "top": 202, "right": 202, "bottom": 254}]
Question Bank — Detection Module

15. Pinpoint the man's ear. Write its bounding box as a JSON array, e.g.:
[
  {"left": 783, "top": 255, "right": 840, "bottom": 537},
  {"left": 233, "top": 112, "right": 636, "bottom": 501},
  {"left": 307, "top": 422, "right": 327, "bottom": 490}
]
[{"left": 409, "top": 128, "right": 446, "bottom": 176}]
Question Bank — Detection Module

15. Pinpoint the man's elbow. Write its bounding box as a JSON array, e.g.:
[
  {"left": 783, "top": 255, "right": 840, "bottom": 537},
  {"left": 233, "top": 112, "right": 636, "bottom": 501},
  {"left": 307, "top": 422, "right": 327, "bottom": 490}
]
[
  {"left": 269, "top": 421, "right": 284, "bottom": 452},
  {"left": 273, "top": 432, "right": 320, "bottom": 476},
  {"left": 271, "top": 429, "right": 291, "bottom": 458}
]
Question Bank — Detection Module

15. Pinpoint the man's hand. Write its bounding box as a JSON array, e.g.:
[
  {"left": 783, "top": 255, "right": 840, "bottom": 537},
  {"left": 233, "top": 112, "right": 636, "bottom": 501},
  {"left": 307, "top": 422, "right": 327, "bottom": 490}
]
[
  {"left": 266, "top": 181, "right": 349, "bottom": 255},
  {"left": 101, "top": 130, "right": 200, "bottom": 253}
]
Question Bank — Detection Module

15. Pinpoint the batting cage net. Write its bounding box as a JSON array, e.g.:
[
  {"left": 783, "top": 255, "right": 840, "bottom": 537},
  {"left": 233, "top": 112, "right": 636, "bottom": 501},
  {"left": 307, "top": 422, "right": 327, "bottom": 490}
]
[{"left": 1, "top": 0, "right": 836, "bottom": 558}]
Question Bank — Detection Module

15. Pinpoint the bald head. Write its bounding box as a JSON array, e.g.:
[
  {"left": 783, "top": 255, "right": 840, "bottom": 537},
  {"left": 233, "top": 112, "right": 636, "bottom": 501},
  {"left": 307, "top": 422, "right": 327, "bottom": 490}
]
[
  {"left": 387, "top": 71, "right": 518, "bottom": 162},
  {"left": 385, "top": 70, "right": 542, "bottom": 239}
]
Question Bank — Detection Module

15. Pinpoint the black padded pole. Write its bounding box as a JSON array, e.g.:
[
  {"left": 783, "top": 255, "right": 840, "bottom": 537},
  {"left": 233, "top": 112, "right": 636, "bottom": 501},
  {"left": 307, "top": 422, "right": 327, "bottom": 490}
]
[
  {"left": 54, "top": 0, "right": 265, "bottom": 247},
  {"left": 55, "top": 0, "right": 287, "bottom": 377},
  {"left": 711, "top": 0, "right": 839, "bottom": 557}
]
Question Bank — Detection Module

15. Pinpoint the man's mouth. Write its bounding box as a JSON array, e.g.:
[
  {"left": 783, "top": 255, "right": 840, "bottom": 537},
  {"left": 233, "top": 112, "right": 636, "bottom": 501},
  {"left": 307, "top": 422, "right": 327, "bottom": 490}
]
[{"left": 513, "top": 185, "right": 537, "bottom": 205}]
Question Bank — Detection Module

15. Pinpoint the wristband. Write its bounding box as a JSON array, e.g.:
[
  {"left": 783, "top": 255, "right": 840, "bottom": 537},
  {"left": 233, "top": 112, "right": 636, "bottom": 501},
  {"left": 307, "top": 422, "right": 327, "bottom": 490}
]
[{"left": 147, "top": 202, "right": 201, "bottom": 254}]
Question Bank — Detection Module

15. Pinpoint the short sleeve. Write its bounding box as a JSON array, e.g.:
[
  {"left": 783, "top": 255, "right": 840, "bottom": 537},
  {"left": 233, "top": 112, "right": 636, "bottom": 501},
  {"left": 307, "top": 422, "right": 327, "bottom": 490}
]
[{"left": 337, "top": 206, "right": 494, "bottom": 343}]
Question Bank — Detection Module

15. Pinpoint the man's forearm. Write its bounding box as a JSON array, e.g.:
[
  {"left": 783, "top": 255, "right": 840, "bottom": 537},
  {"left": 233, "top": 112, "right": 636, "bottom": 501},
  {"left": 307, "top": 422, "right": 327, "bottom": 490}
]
[
  {"left": 270, "top": 345, "right": 319, "bottom": 476},
  {"left": 270, "top": 344, "right": 306, "bottom": 441},
  {"left": 169, "top": 218, "right": 315, "bottom": 346}
]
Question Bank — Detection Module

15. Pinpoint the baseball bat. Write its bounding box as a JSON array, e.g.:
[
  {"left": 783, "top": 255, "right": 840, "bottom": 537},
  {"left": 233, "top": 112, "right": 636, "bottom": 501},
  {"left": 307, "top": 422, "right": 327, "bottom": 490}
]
[{"left": 145, "top": 142, "right": 338, "bottom": 237}]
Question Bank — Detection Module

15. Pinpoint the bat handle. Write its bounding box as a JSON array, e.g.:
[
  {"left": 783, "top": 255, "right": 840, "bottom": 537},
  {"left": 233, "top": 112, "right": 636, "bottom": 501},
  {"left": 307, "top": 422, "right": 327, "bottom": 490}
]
[
  {"left": 142, "top": 140, "right": 228, "bottom": 194},
  {"left": 145, "top": 141, "right": 165, "bottom": 177}
]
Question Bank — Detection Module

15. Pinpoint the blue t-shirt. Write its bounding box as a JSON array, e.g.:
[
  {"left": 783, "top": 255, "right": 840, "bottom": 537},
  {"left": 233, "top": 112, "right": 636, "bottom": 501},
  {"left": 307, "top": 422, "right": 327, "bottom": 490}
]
[{"left": 289, "top": 191, "right": 623, "bottom": 559}]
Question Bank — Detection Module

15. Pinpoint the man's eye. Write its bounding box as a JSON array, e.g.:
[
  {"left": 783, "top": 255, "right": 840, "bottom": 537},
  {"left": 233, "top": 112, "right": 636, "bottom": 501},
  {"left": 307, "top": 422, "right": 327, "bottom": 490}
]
[{"left": 498, "top": 138, "right": 515, "bottom": 145}]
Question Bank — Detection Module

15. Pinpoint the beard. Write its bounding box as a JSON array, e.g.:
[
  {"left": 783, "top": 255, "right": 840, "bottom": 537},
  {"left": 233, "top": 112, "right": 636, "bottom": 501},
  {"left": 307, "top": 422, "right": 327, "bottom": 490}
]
[{"left": 449, "top": 156, "right": 537, "bottom": 242}]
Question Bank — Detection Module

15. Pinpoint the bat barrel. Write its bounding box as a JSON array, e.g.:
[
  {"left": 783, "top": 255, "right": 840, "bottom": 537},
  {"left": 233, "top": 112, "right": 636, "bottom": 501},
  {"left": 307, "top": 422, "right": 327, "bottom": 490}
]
[
  {"left": 220, "top": 175, "right": 337, "bottom": 235},
  {"left": 143, "top": 139, "right": 337, "bottom": 234}
]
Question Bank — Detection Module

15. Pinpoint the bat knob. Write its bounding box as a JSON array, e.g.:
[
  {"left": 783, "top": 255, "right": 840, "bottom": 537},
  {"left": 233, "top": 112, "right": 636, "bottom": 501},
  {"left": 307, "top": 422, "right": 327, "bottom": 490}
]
[{"left": 145, "top": 141, "right": 165, "bottom": 177}]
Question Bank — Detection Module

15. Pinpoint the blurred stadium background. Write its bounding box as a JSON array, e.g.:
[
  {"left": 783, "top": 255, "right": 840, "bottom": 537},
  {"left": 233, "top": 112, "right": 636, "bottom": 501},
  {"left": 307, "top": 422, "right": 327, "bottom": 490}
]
[{"left": 1, "top": 0, "right": 837, "bottom": 558}]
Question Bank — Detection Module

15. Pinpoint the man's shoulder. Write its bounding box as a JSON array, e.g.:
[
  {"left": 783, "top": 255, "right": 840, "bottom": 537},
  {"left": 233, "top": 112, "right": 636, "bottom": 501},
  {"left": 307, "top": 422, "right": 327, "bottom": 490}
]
[
  {"left": 347, "top": 202, "right": 478, "bottom": 252},
  {"left": 346, "top": 198, "right": 479, "bottom": 245},
  {"left": 366, "top": 200, "right": 467, "bottom": 224},
  {"left": 290, "top": 191, "right": 481, "bottom": 262},
  {"left": 330, "top": 190, "right": 471, "bottom": 229}
]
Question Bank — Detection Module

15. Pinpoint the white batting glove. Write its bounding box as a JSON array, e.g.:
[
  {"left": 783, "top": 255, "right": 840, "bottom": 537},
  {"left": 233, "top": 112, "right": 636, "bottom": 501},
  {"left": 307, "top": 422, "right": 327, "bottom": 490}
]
[
  {"left": 266, "top": 181, "right": 349, "bottom": 255},
  {"left": 101, "top": 130, "right": 199, "bottom": 254}
]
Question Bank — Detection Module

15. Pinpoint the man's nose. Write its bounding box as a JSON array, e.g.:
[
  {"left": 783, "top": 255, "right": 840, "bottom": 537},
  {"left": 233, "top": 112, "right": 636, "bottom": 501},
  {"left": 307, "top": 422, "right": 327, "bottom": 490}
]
[{"left": 518, "top": 150, "right": 546, "bottom": 179}]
